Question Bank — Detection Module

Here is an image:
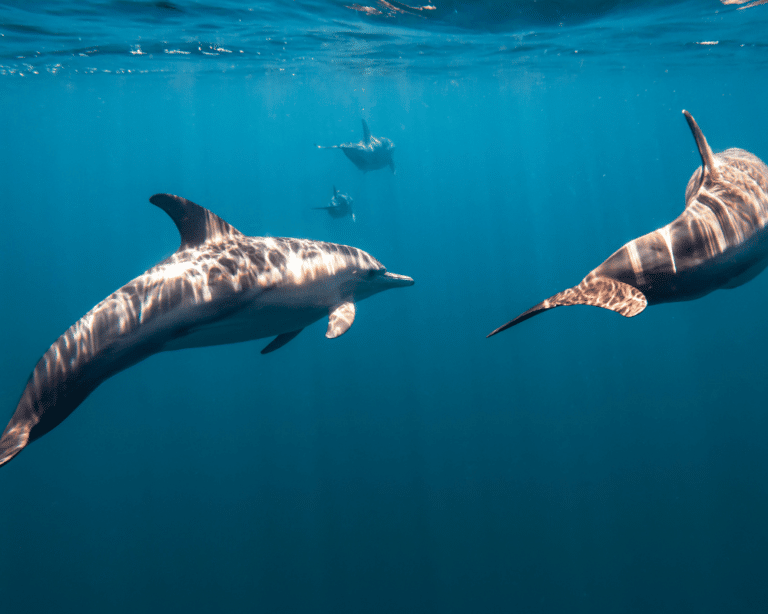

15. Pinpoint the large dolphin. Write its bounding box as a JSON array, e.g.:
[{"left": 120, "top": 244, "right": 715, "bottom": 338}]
[
  {"left": 0, "top": 194, "right": 414, "bottom": 467},
  {"left": 488, "top": 110, "right": 768, "bottom": 337},
  {"left": 317, "top": 119, "right": 395, "bottom": 173},
  {"left": 313, "top": 185, "right": 355, "bottom": 221}
]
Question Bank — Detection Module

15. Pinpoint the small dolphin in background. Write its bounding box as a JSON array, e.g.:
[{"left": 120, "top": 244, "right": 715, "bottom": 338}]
[
  {"left": 488, "top": 110, "right": 768, "bottom": 337},
  {"left": 317, "top": 119, "right": 395, "bottom": 173},
  {"left": 313, "top": 186, "right": 355, "bottom": 221},
  {"left": 0, "top": 193, "right": 414, "bottom": 467}
]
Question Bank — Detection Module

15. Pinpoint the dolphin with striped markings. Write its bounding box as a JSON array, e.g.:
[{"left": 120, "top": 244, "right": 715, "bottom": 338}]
[
  {"left": 0, "top": 193, "right": 413, "bottom": 467},
  {"left": 488, "top": 110, "right": 768, "bottom": 337}
]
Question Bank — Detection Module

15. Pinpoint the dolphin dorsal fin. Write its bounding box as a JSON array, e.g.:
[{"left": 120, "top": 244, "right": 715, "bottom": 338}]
[
  {"left": 361, "top": 119, "right": 371, "bottom": 144},
  {"left": 149, "top": 193, "right": 242, "bottom": 249},
  {"left": 683, "top": 110, "right": 720, "bottom": 182}
]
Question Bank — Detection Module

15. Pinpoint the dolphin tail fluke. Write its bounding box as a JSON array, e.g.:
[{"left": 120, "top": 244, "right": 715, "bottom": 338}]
[
  {"left": 487, "top": 276, "right": 647, "bottom": 337},
  {"left": 0, "top": 417, "right": 30, "bottom": 467}
]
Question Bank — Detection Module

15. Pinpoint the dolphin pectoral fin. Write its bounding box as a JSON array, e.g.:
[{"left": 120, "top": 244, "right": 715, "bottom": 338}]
[
  {"left": 261, "top": 329, "right": 304, "bottom": 355},
  {"left": 389, "top": 160, "right": 396, "bottom": 174},
  {"left": 487, "top": 276, "right": 647, "bottom": 337},
  {"left": 327, "top": 301, "right": 356, "bottom": 338},
  {"left": 362, "top": 119, "right": 372, "bottom": 144}
]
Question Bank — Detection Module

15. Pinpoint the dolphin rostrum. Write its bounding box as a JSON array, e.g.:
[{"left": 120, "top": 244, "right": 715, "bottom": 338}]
[
  {"left": 0, "top": 194, "right": 414, "bottom": 467},
  {"left": 488, "top": 110, "right": 768, "bottom": 337},
  {"left": 313, "top": 185, "right": 355, "bottom": 221},
  {"left": 317, "top": 119, "right": 395, "bottom": 173}
]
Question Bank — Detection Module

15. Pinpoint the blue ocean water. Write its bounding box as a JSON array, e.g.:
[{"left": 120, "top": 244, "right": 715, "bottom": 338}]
[{"left": 2, "top": 1, "right": 768, "bottom": 612}]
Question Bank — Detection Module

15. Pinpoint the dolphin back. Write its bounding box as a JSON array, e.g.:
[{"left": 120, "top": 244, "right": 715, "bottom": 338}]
[
  {"left": 488, "top": 111, "right": 768, "bottom": 338},
  {"left": 0, "top": 194, "right": 239, "bottom": 467}
]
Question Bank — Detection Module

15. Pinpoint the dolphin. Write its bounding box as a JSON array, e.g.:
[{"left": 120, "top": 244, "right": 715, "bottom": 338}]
[
  {"left": 317, "top": 119, "right": 396, "bottom": 173},
  {"left": 313, "top": 186, "right": 355, "bottom": 221},
  {"left": 0, "top": 193, "right": 414, "bottom": 467},
  {"left": 488, "top": 110, "right": 768, "bottom": 337}
]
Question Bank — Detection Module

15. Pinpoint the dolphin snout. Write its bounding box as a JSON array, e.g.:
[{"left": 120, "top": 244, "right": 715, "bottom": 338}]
[{"left": 382, "top": 272, "right": 414, "bottom": 287}]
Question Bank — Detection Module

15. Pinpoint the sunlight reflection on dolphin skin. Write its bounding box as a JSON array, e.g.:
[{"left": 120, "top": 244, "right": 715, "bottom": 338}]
[
  {"left": 489, "top": 112, "right": 768, "bottom": 337},
  {"left": 0, "top": 193, "right": 413, "bottom": 467}
]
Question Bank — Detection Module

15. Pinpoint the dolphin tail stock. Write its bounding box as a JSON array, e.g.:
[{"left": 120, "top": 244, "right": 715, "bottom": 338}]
[{"left": 487, "top": 275, "right": 648, "bottom": 337}]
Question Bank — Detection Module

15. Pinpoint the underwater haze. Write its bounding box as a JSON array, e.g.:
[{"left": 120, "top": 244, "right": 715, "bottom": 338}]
[{"left": 2, "top": 1, "right": 768, "bottom": 612}]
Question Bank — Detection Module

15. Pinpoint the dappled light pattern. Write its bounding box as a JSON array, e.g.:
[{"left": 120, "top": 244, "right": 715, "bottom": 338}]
[
  {"left": 490, "top": 111, "right": 768, "bottom": 335},
  {"left": 346, "top": 1, "right": 436, "bottom": 18},
  {"left": 327, "top": 301, "right": 356, "bottom": 338},
  {"left": 0, "top": 195, "right": 413, "bottom": 467},
  {"left": 487, "top": 276, "right": 647, "bottom": 337},
  {"left": 595, "top": 138, "right": 768, "bottom": 291}
]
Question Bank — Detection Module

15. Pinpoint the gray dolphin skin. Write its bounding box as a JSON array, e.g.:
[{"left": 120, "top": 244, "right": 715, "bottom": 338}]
[
  {"left": 317, "top": 119, "right": 395, "bottom": 173},
  {"left": 488, "top": 110, "right": 768, "bottom": 337},
  {"left": 313, "top": 185, "right": 355, "bottom": 221},
  {"left": 0, "top": 194, "right": 414, "bottom": 467}
]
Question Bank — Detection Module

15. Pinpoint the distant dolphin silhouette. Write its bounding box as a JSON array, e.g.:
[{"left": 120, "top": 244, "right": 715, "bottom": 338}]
[
  {"left": 488, "top": 110, "right": 768, "bottom": 337},
  {"left": 313, "top": 186, "right": 355, "bottom": 221},
  {"left": 317, "top": 120, "right": 395, "bottom": 173},
  {"left": 0, "top": 194, "right": 414, "bottom": 467}
]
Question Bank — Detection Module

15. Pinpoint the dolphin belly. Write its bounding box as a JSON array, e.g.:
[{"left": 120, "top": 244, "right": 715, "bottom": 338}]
[
  {"left": 162, "top": 302, "right": 327, "bottom": 351},
  {"left": 657, "top": 222, "right": 768, "bottom": 300},
  {"left": 342, "top": 148, "right": 370, "bottom": 169},
  {"left": 721, "top": 258, "right": 768, "bottom": 289}
]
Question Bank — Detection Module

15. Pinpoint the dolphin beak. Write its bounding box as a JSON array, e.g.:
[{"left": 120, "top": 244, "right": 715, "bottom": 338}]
[{"left": 381, "top": 272, "right": 414, "bottom": 287}]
